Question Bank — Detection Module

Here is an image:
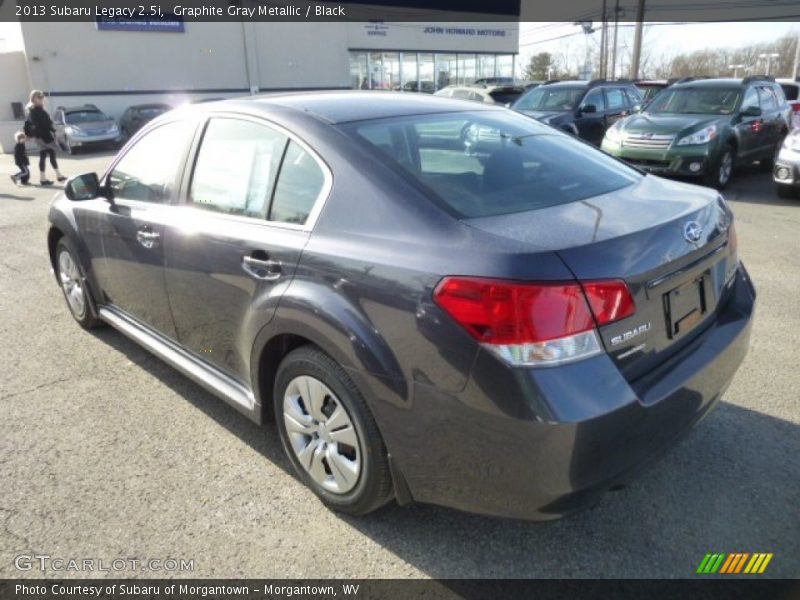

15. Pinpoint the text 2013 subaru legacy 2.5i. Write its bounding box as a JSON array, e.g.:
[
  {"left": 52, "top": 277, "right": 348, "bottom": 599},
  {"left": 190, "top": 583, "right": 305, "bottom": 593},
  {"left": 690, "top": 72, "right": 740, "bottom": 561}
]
[{"left": 47, "top": 92, "right": 755, "bottom": 520}]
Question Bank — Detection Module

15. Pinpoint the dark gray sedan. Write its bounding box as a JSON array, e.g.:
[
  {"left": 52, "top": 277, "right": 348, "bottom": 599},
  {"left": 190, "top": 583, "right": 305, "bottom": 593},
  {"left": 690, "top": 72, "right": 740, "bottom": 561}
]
[{"left": 47, "top": 91, "right": 755, "bottom": 520}]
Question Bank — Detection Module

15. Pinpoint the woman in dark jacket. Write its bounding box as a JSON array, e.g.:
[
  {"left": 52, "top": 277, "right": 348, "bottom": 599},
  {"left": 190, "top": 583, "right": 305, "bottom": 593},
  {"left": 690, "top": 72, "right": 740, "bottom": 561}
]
[{"left": 26, "top": 90, "right": 66, "bottom": 185}]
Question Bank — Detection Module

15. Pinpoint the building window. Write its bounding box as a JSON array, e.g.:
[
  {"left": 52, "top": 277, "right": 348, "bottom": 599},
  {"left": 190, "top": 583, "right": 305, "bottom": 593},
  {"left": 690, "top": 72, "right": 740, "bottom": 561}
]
[
  {"left": 497, "top": 54, "right": 514, "bottom": 79},
  {"left": 350, "top": 52, "right": 517, "bottom": 91},
  {"left": 350, "top": 52, "right": 368, "bottom": 90},
  {"left": 436, "top": 54, "right": 457, "bottom": 90},
  {"left": 401, "top": 52, "right": 418, "bottom": 92},
  {"left": 458, "top": 54, "right": 476, "bottom": 85},
  {"left": 418, "top": 53, "right": 434, "bottom": 93},
  {"left": 478, "top": 55, "right": 496, "bottom": 81}
]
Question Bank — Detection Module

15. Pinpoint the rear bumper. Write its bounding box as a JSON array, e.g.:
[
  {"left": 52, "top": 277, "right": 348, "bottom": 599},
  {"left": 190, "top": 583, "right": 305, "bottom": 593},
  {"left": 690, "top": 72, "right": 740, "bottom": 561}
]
[{"left": 380, "top": 263, "right": 755, "bottom": 520}]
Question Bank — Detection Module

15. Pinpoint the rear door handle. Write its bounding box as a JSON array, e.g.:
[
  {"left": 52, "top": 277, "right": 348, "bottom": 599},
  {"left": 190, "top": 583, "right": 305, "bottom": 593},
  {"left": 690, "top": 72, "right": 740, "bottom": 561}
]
[
  {"left": 136, "top": 229, "right": 160, "bottom": 249},
  {"left": 242, "top": 255, "right": 282, "bottom": 281}
]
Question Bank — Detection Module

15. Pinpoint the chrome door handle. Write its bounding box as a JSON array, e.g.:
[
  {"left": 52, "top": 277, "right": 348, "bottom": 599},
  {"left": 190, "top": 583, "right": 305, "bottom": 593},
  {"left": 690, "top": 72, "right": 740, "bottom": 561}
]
[
  {"left": 136, "top": 229, "right": 160, "bottom": 249},
  {"left": 242, "top": 255, "right": 281, "bottom": 280}
]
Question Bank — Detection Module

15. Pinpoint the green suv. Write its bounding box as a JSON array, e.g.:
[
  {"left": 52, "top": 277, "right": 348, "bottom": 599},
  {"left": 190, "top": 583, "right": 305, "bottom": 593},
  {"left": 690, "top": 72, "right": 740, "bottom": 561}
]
[{"left": 602, "top": 76, "right": 791, "bottom": 189}]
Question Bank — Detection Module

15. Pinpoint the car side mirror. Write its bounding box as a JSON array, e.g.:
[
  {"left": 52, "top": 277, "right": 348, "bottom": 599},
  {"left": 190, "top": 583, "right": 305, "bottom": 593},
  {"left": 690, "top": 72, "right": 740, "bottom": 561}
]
[
  {"left": 580, "top": 104, "right": 597, "bottom": 114},
  {"left": 741, "top": 105, "right": 761, "bottom": 118},
  {"left": 64, "top": 173, "right": 112, "bottom": 203}
]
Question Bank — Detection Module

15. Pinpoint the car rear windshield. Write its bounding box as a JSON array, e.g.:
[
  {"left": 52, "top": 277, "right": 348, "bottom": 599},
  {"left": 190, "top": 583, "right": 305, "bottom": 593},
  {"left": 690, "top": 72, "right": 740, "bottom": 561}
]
[
  {"left": 513, "top": 86, "right": 584, "bottom": 111},
  {"left": 339, "top": 110, "right": 640, "bottom": 218},
  {"left": 65, "top": 110, "right": 108, "bottom": 124},
  {"left": 646, "top": 87, "right": 741, "bottom": 115}
]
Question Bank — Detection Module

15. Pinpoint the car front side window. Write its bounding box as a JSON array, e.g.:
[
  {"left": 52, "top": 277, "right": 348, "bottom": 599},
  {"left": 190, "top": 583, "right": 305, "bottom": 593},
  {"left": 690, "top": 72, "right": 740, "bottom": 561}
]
[
  {"left": 108, "top": 120, "right": 195, "bottom": 203},
  {"left": 605, "top": 88, "right": 626, "bottom": 110}
]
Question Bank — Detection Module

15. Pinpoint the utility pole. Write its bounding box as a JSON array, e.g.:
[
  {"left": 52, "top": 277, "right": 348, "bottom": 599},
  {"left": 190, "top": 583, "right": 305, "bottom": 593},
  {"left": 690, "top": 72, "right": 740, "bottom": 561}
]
[
  {"left": 630, "top": 0, "right": 645, "bottom": 80},
  {"left": 793, "top": 32, "right": 800, "bottom": 79},
  {"left": 611, "top": 0, "right": 620, "bottom": 80},
  {"left": 599, "top": 0, "right": 607, "bottom": 78}
]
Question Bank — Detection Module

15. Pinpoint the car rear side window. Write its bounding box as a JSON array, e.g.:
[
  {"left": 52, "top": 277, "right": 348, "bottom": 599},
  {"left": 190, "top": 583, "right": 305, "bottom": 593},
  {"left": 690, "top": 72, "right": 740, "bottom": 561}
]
[
  {"left": 190, "top": 118, "right": 287, "bottom": 219},
  {"left": 108, "top": 120, "right": 195, "bottom": 203},
  {"left": 341, "top": 110, "right": 640, "bottom": 218},
  {"left": 270, "top": 140, "right": 327, "bottom": 225},
  {"left": 758, "top": 86, "right": 778, "bottom": 111},
  {"left": 780, "top": 83, "right": 799, "bottom": 101}
]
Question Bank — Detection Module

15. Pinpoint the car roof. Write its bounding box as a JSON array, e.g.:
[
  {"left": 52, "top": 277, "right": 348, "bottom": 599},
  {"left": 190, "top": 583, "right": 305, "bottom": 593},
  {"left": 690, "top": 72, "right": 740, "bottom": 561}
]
[
  {"left": 233, "top": 90, "right": 500, "bottom": 124},
  {"left": 672, "top": 78, "right": 768, "bottom": 89}
]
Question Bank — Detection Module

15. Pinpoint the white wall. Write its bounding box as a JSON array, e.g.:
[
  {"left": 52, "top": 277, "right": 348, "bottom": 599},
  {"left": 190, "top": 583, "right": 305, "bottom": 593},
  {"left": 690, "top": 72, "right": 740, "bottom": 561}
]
[{"left": 0, "top": 51, "right": 32, "bottom": 152}]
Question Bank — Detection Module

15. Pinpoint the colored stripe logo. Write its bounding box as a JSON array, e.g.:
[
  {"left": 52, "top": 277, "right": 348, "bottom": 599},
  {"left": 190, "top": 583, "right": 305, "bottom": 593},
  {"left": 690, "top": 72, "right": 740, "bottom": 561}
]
[{"left": 696, "top": 553, "right": 773, "bottom": 574}]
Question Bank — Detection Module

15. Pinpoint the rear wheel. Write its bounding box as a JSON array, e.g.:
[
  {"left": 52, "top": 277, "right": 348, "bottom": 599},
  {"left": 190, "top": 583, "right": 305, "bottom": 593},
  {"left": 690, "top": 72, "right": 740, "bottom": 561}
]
[
  {"left": 55, "top": 238, "right": 101, "bottom": 329},
  {"left": 704, "top": 144, "right": 734, "bottom": 190},
  {"left": 274, "top": 346, "right": 392, "bottom": 515}
]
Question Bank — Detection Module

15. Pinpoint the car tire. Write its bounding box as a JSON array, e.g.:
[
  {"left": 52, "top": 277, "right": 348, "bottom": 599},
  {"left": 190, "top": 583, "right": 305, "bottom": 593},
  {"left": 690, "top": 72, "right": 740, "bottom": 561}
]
[
  {"left": 705, "top": 144, "right": 735, "bottom": 190},
  {"left": 274, "top": 346, "right": 393, "bottom": 516},
  {"left": 55, "top": 238, "right": 102, "bottom": 330},
  {"left": 776, "top": 183, "right": 798, "bottom": 199},
  {"left": 760, "top": 134, "right": 785, "bottom": 171}
]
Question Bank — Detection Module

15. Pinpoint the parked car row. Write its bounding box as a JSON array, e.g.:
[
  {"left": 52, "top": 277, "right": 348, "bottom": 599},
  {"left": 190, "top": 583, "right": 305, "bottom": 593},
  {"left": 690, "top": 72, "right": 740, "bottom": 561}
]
[{"left": 51, "top": 102, "right": 173, "bottom": 154}]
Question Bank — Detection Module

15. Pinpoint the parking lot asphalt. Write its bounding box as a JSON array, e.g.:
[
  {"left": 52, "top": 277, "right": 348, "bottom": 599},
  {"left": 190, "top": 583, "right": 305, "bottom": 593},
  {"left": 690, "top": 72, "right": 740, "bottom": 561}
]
[{"left": 0, "top": 150, "right": 798, "bottom": 580}]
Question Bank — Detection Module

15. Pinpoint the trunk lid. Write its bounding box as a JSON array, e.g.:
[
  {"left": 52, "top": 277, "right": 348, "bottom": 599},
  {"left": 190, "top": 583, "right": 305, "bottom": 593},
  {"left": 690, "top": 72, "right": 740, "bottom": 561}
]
[{"left": 464, "top": 175, "right": 738, "bottom": 381}]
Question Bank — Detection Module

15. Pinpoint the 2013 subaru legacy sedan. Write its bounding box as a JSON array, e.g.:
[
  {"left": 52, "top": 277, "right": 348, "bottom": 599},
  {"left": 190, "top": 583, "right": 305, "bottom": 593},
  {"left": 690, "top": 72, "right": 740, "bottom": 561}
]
[{"left": 47, "top": 92, "right": 755, "bottom": 521}]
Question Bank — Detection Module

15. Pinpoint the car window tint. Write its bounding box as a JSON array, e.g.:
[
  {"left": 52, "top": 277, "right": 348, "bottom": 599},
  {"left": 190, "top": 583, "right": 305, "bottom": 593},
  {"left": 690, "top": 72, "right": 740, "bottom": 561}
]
[
  {"left": 624, "top": 87, "right": 643, "bottom": 107},
  {"left": 343, "top": 110, "right": 640, "bottom": 219},
  {"left": 758, "top": 86, "right": 778, "bottom": 111},
  {"left": 190, "top": 118, "right": 286, "bottom": 219},
  {"left": 65, "top": 110, "right": 108, "bottom": 124},
  {"left": 108, "top": 120, "right": 195, "bottom": 203},
  {"left": 605, "top": 88, "right": 626, "bottom": 110},
  {"left": 741, "top": 87, "right": 759, "bottom": 112},
  {"left": 583, "top": 88, "right": 605, "bottom": 111},
  {"left": 270, "top": 141, "right": 326, "bottom": 225},
  {"left": 780, "top": 83, "right": 798, "bottom": 101}
]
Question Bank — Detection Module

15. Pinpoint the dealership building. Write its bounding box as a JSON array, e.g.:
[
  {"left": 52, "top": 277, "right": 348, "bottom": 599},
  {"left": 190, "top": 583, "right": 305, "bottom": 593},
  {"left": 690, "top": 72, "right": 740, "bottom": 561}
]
[{"left": 0, "top": 13, "right": 518, "bottom": 151}]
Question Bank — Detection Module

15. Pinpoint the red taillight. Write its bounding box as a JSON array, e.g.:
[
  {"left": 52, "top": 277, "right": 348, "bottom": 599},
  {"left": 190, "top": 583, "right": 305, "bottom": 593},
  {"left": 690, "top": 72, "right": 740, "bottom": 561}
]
[
  {"left": 791, "top": 102, "right": 800, "bottom": 113},
  {"left": 433, "top": 277, "right": 635, "bottom": 345},
  {"left": 581, "top": 280, "right": 636, "bottom": 326}
]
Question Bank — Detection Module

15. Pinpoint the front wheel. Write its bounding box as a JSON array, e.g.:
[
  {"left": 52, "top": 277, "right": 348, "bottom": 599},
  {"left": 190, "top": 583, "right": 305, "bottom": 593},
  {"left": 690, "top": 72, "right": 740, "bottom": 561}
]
[
  {"left": 55, "top": 238, "right": 101, "bottom": 329},
  {"left": 274, "top": 346, "right": 392, "bottom": 515},
  {"left": 704, "top": 145, "right": 734, "bottom": 190}
]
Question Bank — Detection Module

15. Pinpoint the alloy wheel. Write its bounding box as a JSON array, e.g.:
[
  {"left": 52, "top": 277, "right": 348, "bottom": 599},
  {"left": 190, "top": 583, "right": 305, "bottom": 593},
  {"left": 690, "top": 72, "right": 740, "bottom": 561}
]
[
  {"left": 282, "top": 375, "right": 361, "bottom": 494},
  {"left": 58, "top": 249, "right": 86, "bottom": 319},
  {"left": 719, "top": 151, "right": 733, "bottom": 186}
]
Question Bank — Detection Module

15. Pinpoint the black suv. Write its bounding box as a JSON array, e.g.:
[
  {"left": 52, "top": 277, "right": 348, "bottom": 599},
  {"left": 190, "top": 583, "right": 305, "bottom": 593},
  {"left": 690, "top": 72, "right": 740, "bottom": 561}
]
[{"left": 512, "top": 79, "right": 643, "bottom": 145}]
